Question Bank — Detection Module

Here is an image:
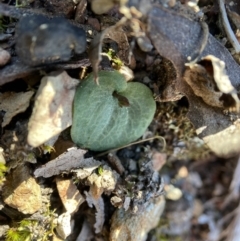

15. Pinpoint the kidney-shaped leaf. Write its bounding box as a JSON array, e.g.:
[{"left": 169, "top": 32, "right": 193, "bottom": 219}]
[{"left": 71, "top": 70, "right": 156, "bottom": 151}]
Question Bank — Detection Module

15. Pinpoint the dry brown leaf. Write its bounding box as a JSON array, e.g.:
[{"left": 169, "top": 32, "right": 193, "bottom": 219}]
[
  {"left": 2, "top": 165, "right": 42, "bottom": 214},
  {"left": 0, "top": 91, "right": 34, "bottom": 127},
  {"left": 88, "top": 22, "right": 130, "bottom": 83},
  {"left": 0, "top": 56, "right": 90, "bottom": 87},
  {"left": 27, "top": 70, "right": 79, "bottom": 147},
  {"left": 105, "top": 28, "right": 130, "bottom": 64},
  {"left": 148, "top": 5, "right": 240, "bottom": 157},
  {"left": 34, "top": 147, "right": 94, "bottom": 178},
  {"left": 34, "top": 147, "right": 101, "bottom": 179},
  {"left": 72, "top": 160, "right": 101, "bottom": 179},
  {"left": 184, "top": 55, "right": 240, "bottom": 111},
  {"left": 56, "top": 177, "right": 85, "bottom": 214}
]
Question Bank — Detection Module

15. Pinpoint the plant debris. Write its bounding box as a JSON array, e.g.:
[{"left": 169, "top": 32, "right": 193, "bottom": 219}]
[
  {"left": 148, "top": 4, "right": 240, "bottom": 157},
  {"left": 34, "top": 147, "right": 92, "bottom": 178},
  {"left": 1, "top": 0, "right": 240, "bottom": 240}
]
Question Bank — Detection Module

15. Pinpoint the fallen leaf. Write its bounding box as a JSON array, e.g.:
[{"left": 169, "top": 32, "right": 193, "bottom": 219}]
[
  {"left": 0, "top": 56, "right": 90, "bottom": 87},
  {"left": 56, "top": 177, "right": 85, "bottom": 214},
  {"left": 105, "top": 28, "right": 130, "bottom": 64},
  {"left": 88, "top": 24, "right": 130, "bottom": 83},
  {"left": 184, "top": 55, "right": 240, "bottom": 111},
  {"left": 0, "top": 91, "right": 34, "bottom": 127},
  {"left": 27, "top": 70, "right": 79, "bottom": 147},
  {"left": 148, "top": 4, "right": 240, "bottom": 157},
  {"left": 2, "top": 164, "right": 42, "bottom": 214},
  {"left": 34, "top": 147, "right": 96, "bottom": 178},
  {"left": 72, "top": 160, "right": 101, "bottom": 179}
]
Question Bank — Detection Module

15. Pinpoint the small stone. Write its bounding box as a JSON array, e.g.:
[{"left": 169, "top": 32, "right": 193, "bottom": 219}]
[
  {"left": 87, "top": 18, "right": 101, "bottom": 31},
  {"left": 0, "top": 48, "right": 10, "bottom": 67},
  {"left": 56, "top": 177, "right": 85, "bottom": 214},
  {"left": 56, "top": 212, "right": 72, "bottom": 239},
  {"left": 2, "top": 165, "right": 42, "bottom": 214},
  {"left": 110, "top": 196, "right": 165, "bottom": 241}
]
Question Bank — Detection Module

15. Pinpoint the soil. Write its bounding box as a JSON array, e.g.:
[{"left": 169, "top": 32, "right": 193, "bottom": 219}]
[{"left": 0, "top": 0, "right": 240, "bottom": 241}]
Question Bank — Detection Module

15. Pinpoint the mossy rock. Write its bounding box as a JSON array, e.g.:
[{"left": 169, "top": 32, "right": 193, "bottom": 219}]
[{"left": 71, "top": 70, "right": 156, "bottom": 151}]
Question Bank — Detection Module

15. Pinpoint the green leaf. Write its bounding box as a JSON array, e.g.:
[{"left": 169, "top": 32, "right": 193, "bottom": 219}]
[{"left": 71, "top": 70, "right": 156, "bottom": 151}]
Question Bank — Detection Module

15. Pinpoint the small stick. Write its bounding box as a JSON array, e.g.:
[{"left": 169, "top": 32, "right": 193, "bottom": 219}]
[
  {"left": 218, "top": 0, "right": 240, "bottom": 53},
  {"left": 107, "top": 153, "right": 125, "bottom": 175},
  {"left": 96, "top": 136, "right": 166, "bottom": 157}
]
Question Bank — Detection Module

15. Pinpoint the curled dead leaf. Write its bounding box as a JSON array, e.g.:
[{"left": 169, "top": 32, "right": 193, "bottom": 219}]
[
  {"left": 148, "top": 5, "right": 240, "bottom": 157},
  {"left": 88, "top": 25, "right": 130, "bottom": 83},
  {"left": 34, "top": 148, "right": 90, "bottom": 178},
  {"left": 184, "top": 55, "right": 240, "bottom": 111}
]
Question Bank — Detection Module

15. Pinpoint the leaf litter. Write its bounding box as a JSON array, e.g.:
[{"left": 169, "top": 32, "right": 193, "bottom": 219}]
[{"left": 1, "top": 0, "right": 240, "bottom": 240}]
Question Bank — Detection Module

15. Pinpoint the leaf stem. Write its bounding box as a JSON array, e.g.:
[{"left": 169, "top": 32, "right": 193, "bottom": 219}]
[{"left": 96, "top": 136, "right": 166, "bottom": 157}]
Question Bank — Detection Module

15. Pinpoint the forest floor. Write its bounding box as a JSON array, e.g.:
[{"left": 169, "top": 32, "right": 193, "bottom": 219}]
[{"left": 0, "top": 0, "right": 240, "bottom": 240}]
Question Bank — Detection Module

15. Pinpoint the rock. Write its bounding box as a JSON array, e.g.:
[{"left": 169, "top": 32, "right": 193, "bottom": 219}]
[{"left": 2, "top": 164, "right": 42, "bottom": 214}]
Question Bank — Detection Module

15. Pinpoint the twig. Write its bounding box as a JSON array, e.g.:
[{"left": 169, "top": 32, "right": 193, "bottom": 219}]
[
  {"left": 107, "top": 153, "right": 125, "bottom": 175},
  {"left": 218, "top": 0, "right": 240, "bottom": 53},
  {"left": 96, "top": 136, "right": 166, "bottom": 157}
]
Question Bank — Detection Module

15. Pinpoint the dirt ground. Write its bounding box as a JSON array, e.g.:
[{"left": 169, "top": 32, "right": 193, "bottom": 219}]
[{"left": 0, "top": 0, "right": 240, "bottom": 240}]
